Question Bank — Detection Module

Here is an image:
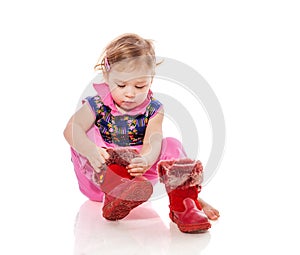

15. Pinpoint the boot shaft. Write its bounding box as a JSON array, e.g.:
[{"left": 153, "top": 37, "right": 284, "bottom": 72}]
[
  {"left": 92, "top": 147, "right": 139, "bottom": 187},
  {"left": 92, "top": 147, "right": 152, "bottom": 201},
  {"left": 158, "top": 158, "right": 204, "bottom": 211}
]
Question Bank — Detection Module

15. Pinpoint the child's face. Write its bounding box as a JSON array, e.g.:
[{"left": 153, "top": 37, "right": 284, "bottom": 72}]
[{"left": 106, "top": 66, "right": 153, "bottom": 112}]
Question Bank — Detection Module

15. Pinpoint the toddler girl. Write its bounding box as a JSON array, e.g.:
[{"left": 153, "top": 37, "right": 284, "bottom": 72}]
[{"left": 64, "top": 33, "right": 219, "bottom": 233}]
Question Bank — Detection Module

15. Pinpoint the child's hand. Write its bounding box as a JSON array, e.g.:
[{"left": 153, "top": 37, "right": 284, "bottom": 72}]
[
  {"left": 87, "top": 147, "right": 110, "bottom": 173},
  {"left": 127, "top": 156, "right": 149, "bottom": 177}
]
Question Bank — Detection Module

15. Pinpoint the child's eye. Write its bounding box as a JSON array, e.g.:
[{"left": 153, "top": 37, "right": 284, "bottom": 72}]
[
  {"left": 135, "top": 84, "right": 147, "bottom": 89},
  {"left": 116, "top": 83, "right": 125, "bottom": 88}
]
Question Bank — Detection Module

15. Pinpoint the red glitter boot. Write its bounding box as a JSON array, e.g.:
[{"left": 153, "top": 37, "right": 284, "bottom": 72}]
[
  {"left": 93, "top": 148, "right": 153, "bottom": 221},
  {"left": 158, "top": 158, "right": 211, "bottom": 233}
]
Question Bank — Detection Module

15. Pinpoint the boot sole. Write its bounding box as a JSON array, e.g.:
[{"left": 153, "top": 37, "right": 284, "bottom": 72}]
[
  {"left": 170, "top": 214, "right": 211, "bottom": 233},
  {"left": 102, "top": 180, "right": 153, "bottom": 221},
  {"left": 177, "top": 222, "right": 211, "bottom": 233}
]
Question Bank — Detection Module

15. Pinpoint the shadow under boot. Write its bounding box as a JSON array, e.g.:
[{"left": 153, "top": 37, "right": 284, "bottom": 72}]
[
  {"left": 158, "top": 158, "right": 211, "bottom": 233},
  {"left": 93, "top": 148, "right": 153, "bottom": 221}
]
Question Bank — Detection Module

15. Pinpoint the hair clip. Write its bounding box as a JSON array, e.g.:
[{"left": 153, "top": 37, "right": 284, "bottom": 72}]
[{"left": 104, "top": 57, "right": 111, "bottom": 72}]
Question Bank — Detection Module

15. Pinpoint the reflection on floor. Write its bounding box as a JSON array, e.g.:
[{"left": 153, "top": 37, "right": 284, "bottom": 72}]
[{"left": 74, "top": 198, "right": 212, "bottom": 255}]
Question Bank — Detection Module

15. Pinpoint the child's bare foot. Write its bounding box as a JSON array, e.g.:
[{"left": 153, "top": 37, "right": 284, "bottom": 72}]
[{"left": 198, "top": 198, "right": 220, "bottom": 220}]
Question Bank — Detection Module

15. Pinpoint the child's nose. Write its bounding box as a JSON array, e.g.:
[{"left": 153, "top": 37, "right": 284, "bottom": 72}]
[{"left": 124, "top": 86, "right": 135, "bottom": 98}]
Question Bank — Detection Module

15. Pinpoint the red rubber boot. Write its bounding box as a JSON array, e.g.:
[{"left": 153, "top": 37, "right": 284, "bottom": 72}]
[
  {"left": 158, "top": 158, "right": 211, "bottom": 233},
  {"left": 93, "top": 148, "right": 153, "bottom": 221}
]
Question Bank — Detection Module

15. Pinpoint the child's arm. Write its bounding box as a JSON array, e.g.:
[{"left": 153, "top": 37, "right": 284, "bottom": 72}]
[
  {"left": 63, "top": 103, "right": 109, "bottom": 172},
  {"left": 127, "top": 108, "right": 164, "bottom": 176}
]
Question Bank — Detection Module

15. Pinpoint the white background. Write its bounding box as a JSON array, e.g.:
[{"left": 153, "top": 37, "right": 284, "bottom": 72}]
[{"left": 0, "top": 0, "right": 299, "bottom": 254}]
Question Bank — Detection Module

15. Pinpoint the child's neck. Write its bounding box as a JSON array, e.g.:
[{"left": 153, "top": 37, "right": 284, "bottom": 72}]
[{"left": 115, "top": 103, "right": 128, "bottom": 114}]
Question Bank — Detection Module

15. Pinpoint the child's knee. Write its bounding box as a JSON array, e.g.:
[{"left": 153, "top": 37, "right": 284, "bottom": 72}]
[
  {"left": 162, "top": 137, "right": 182, "bottom": 147},
  {"left": 160, "top": 137, "right": 187, "bottom": 159}
]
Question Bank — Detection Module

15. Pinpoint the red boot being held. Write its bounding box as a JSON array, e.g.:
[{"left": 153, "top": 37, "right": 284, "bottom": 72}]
[
  {"left": 158, "top": 158, "right": 211, "bottom": 233},
  {"left": 92, "top": 148, "right": 153, "bottom": 221}
]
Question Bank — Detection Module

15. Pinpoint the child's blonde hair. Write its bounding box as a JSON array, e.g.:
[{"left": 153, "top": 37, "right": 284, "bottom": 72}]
[{"left": 94, "top": 33, "right": 157, "bottom": 75}]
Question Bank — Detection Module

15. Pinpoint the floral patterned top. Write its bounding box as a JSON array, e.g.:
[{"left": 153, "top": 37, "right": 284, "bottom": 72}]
[{"left": 85, "top": 83, "right": 162, "bottom": 146}]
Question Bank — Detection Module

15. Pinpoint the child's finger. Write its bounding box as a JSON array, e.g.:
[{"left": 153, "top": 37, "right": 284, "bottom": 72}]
[
  {"left": 92, "top": 163, "right": 102, "bottom": 173},
  {"left": 128, "top": 168, "right": 144, "bottom": 176},
  {"left": 128, "top": 166, "right": 144, "bottom": 174},
  {"left": 127, "top": 163, "right": 140, "bottom": 169},
  {"left": 102, "top": 151, "right": 110, "bottom": 160},
  {"left": 99, "top": 148, "right": 110, "bottom": 160},
  {"left": 90, "top": 158, "right": 104, "bottom": 173},
  {"left": 129, "top": 172, "right": 143, "bottom": 177}
]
